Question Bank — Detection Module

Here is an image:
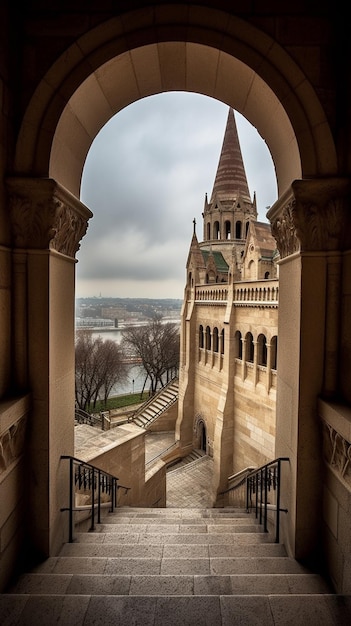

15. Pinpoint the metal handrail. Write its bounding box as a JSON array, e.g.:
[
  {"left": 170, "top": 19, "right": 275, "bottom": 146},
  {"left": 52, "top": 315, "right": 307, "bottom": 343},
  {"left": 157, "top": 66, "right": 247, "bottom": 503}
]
[
  {"left": 61, "top": 455, "right": 130, "bottom": 542},
  {"left": 246, "top": 457, "right": 289, "bottom": 543}
]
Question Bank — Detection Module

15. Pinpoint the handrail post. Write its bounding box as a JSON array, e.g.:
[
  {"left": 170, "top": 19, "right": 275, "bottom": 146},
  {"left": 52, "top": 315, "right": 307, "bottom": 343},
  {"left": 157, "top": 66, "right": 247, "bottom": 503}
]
[
  {"left": 276, "top": 458, "right": 281, "bottom": 543},
  {"left": 69, "top": 457, "right": 74, "bottom": 543},
  {"left": 97, "top": 469, "right": 101, "bottom": 524},
  {"left": 90, "top": 467, "right": 95, "bottom": 531},
  {"left": 264, "top": 465, "right": 268, "bottom": 532}
]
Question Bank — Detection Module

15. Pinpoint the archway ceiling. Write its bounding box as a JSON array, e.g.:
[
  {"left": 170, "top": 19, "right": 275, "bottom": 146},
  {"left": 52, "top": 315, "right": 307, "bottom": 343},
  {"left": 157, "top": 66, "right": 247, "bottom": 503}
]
[{"left": 50, "top": 43, "right": 298, "bottom": 198}]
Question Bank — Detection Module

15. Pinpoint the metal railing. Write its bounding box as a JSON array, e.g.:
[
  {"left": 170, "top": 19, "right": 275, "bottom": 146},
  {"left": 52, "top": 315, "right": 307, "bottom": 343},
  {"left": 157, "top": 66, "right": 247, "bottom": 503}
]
[
  {"left": 246, "top": 457, "right": 289, "bottom": 543},
  {"left": 61, "top": 455, "right": 130, "bottom": 542}
]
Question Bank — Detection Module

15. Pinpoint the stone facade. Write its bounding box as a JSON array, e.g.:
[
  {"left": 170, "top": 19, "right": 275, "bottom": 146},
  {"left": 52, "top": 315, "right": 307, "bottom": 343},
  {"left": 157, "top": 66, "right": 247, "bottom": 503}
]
[{"left": 177, "top": 109, "right": 278, "bottom": 501}]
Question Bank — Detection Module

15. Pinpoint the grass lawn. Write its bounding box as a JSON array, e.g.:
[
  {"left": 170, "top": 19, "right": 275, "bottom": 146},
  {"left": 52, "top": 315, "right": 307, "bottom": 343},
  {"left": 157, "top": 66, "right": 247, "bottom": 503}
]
[{"left": 89, "top": 392, "right": 149, "bottom": 413}]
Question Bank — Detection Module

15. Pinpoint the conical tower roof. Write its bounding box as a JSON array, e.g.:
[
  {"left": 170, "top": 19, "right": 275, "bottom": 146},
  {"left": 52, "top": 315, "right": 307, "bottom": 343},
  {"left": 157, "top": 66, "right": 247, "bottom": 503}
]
[{"left": 210, "top": 108, "right": 251, "bottom": 204}]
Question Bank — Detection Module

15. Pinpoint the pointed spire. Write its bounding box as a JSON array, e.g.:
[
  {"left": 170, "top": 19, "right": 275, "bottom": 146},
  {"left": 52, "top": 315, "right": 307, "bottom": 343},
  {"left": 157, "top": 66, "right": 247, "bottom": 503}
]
[{"left": 210, "top": 108, "right": 251, "bottom": 204}]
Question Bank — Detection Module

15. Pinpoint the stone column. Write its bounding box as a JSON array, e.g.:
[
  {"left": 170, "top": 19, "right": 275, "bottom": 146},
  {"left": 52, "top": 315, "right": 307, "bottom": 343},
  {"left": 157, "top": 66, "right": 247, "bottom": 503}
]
[
  {"left": 7, "top": 177, "right": 92, "bottom": 557},
  {"left": 253, "top": 340, "right": 258, "bottom": 386},
  {"left": 268, "top": 177, "right": 351, "bottom": 560},
  {"left": 241, "top": 337, "right": 246, "bottom": 380}
]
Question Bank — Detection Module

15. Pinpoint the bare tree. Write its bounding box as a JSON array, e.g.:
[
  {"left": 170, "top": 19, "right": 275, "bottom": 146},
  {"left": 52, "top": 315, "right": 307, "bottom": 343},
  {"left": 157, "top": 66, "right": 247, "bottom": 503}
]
[
  {"left": 75, "top": 330, "right": 128, "bottom": 410},
  {"left": 121, "top": 315, "right": 179, "bottom": 395}
]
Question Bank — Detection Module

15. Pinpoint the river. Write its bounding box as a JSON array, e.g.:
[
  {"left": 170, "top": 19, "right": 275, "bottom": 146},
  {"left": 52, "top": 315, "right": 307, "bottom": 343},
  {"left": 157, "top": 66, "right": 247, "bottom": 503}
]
[{"left": 89, "top": 329, "right": 147, "bottom": 395}]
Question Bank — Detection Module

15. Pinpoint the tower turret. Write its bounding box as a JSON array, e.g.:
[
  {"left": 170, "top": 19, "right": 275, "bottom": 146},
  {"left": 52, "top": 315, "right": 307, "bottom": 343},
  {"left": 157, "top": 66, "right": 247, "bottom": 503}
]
[{"left": 203, "top": 108, "right": 257, "bottom": 243}]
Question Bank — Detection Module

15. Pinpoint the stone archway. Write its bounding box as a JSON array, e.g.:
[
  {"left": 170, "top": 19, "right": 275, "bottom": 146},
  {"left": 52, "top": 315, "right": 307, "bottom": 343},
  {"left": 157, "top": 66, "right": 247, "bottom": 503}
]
[
  {"left": 10, "top": 5, "right": 340, "bottom": 560},
  {"left": 15, "top": 8, "right": 337, "bottom": 198}
]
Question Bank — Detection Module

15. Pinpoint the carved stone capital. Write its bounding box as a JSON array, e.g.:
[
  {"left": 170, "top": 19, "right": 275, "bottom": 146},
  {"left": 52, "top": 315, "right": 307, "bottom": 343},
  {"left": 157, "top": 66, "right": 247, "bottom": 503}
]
[
  {"left": 269, "top": 178, "right": 351, "bottom": 258},
  {"left": 292, "top": 178, "right": 351, "bottom": 252},
  {"left": 270, "top": 196, "right": 299, "bottom": 259},
  {"left": 6, "top": 177, "right": 93, "bottom": 258}
]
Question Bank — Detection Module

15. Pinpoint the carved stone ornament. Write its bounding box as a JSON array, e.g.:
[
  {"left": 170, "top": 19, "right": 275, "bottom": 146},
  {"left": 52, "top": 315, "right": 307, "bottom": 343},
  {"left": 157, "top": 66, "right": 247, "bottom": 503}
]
[
  {"left": 270, "top": 198, "right": 299, "bottom": 259},
  {"left": 0, "top": 415, "right": 27, "bottom": 474},
  {"left": 322, "top": 420, "right": 351, "bottom": 485},
  {"left": 269, "top": 178, "right": 351, "bottom": 257},
  {"left": 6, "top": 177, "right": 93, "bottom": 258}
]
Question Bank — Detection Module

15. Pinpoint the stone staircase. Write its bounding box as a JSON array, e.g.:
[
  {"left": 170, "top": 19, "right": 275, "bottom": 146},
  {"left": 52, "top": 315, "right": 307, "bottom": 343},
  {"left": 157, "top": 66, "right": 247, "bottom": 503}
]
[
  {"left": 131, "top": 379, "right": 178, "bottom": 428},
  {"left": 166, "top": 448, "right": 206, "bottom": 471},
  {"left": 2, "top": 506, "right": 350, "bottom": 625}
]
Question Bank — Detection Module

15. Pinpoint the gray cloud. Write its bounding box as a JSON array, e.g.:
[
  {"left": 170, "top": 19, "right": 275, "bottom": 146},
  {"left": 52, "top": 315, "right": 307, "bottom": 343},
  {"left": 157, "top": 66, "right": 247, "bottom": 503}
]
[{"left": 76, "top": 92, "right": 277, "bottom": 298}]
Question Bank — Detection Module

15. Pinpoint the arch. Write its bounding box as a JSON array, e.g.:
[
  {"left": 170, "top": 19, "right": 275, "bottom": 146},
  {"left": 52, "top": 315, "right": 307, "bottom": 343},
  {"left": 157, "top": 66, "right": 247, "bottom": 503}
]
[
  {"left": 235, "top": 221, "right": 242, "bottom": 239},
  {"left": 245, "top": 332, "right": 254, "bottom": 363},
  {"left": 225, "top": 220, "right": 231, "bottom": 239},
  {"left": 271, "top": 335, "right": 278, "bottom": 370},
  {"left": 199, "top": 325, "right": 204, "bottom": 349},
  {"left": 213, "top": 327, "right": 219, "bottom": 353},
  {"left": 257, "top": 334, "right": 267, "bottom": 366},
  {"left": 234, "top": 330, "right": 242, "bottom": 359},
  {"left": 213, "top": 221, "right": 220, "bottom": 240},
  {"left": 14, "top": 7, "right": 337, "bottom": 201}
]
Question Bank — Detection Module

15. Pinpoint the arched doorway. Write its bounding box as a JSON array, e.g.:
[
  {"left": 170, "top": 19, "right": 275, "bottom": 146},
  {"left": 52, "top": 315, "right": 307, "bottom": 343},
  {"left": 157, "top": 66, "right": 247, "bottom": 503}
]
[{"left": 10, "top": 5, "right": 338, "bottom": 562}]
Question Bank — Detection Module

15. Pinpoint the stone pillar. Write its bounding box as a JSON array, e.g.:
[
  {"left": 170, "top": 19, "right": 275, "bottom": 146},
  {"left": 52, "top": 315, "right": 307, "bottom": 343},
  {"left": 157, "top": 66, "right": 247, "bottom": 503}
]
[
  {"left": 253, "top": 340, "right": 258, "bottom": 386},
  {"left": 7, "top": 177, "right": 92, "bottom": 557},
  {"left": 268, "top": 177, "right": 351, "bottom": 561},
  {"left": 241, "top": 337, "right": 246, "bottom": 381}
]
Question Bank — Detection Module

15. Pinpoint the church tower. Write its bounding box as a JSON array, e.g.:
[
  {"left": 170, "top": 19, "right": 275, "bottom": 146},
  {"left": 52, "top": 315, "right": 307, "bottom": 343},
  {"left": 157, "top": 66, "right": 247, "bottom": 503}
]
[{"left": 202, "top": 108, "right": 257, "bottom": 245}]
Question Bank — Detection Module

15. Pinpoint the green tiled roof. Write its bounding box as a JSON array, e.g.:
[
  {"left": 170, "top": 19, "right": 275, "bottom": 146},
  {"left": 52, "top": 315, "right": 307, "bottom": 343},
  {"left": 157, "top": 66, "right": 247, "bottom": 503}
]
[{"left": 201, "top": 250, "right": 229, "bottom": 273}]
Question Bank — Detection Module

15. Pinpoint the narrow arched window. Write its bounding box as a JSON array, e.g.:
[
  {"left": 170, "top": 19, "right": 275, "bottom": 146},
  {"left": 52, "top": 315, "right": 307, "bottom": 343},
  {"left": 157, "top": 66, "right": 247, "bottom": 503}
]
[
  {"left": 246, "top": 332, "right": 254, "bottom": 362},
  {"left": 199, "top": 325, "right": 204, "bottom": 349},
  {"left": 257, "top": 334, "right": 267, "bottom": 366},
  {"left": 235, "top": 221, "right": 242, "bottom": 239},
  {"left": 234, "top": 330, "right": 242, "bottom": 359},
  {"left": 221, "top": 328, "right": 225, "bottom": 354},
  {"left": 213, "top": 221, "right": 220, "bottom": 239},
  {"left": 225, "top": 220, "right": 231, "bottom": 239},
  {"left": 213, "top": 327, "right": 219, "bottom": 352},
  {"left": 271, "top": 335, "right": 278, "bottom": 369}
]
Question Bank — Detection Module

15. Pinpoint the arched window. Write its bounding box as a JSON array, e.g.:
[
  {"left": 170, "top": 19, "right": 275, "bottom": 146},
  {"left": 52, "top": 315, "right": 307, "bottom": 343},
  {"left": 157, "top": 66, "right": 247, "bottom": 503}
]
[
  {"left": 221, "top": 328, "right": 225, "bottom": 354},
  {"left": 245, "top": 332, "right": 254, "bottom": 362},
  {"left": 271, "top": 336, "right": 278, "bottom": 369},
  {"left": 213, "top": 327, "right": 219, "bottom": 352},
  {"left": 245, "top": 221, "right": 250, "bottom": 236},
  {"left": 213, "top": 221, "right": 220, "bottom": 239},
  {"left": 199, "top": 325, "right": 204, "bottom": 349},
  {"left": 206, "top": 222, "right": 211, "bottom": 240},
  {"left": 265, "top": 271, "right": 270, "bottom": 279},
  {"left": 235, "top": 221, "right": 242, "bottom": 239},
  {"left": 257, "top": 333, "right": 267, "bottom": 366},
  {"left": 225, "top": 220, "right": 231, "bottom": 239},
  {"left": 234, "top": 330, "right": 242, "bottom": 359},
  {"left": 205, "top": 326, "right": 211, "bottom": 350}
]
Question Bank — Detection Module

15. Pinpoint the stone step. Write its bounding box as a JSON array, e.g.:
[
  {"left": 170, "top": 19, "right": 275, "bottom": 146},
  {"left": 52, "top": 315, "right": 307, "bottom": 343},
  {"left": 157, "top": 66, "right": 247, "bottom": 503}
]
[
  {"left": 24, "top": 555, "right": 315, "bottom": 576},
  {"left": 1, "top": 593, "right": 349, "bottom": 625},
  {"left": 8, "top": 572, "right": 331, "bottom": 596},
  {"left": 57, "top": 541, "right": 287, "bottom": 558}
]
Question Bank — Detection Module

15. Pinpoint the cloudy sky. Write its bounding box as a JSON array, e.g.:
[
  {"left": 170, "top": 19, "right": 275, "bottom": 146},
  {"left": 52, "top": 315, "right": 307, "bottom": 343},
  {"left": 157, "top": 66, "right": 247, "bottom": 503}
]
[{"left": 77, "top": 92, "right": 277, "bottom": 300}]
